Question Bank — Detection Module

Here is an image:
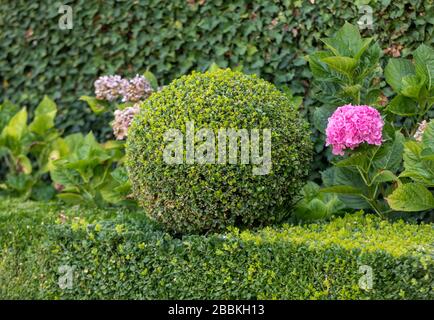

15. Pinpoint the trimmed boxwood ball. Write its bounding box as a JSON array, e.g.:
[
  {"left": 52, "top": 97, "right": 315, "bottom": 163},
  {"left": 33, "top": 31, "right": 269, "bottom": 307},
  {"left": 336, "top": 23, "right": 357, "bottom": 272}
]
[{"left": 126, "top": 69, "right": 312, "bottom": 234}]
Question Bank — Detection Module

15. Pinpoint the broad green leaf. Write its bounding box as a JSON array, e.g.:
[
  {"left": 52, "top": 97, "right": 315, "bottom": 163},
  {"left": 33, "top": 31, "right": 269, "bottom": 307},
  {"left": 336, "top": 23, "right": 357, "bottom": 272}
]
[
  {"left": 29, "top": 96, "right": 57, "bottom": 134},
  {"left": 57, "top": 193, "right": 85, "bottom": 205},
  {"left": 5, "top": 173, "right": 32, "bottom": 193},
  {"left": 79, "top": 96, "right": 109, "bottom": 114},
  {"left": 16, "top": 155, "right": 32, "bottom": 174},
  {"left": 335, "top": 152, "right": 368, "bottom": 169},
  {"left": 29, "top": 115, "right": 54, "bottom": 135},
  {"left": 387, "top": 183, "right": 434, "bottom": 211},
  {"left": 413, "top": 44, "right": 434, "bottom": 90},
  {"left": 370, "top": 170, "right": 398, "bottom": 185},
  {"left": 312, "top": 105, "right": 335, "bottom": 133},
  {"left": 422, "top": 121, "right": 434, "bottom": 150},
  {"left": 33, "top": 95, "right": 57, "bottom": 116},
  {"left": 384, "top": 58, "right": 415, "bottom": 93},
  {"left": 320, "top": 22, "right": 362, "bottom": 57},
  {"left": 400, "top": 74, "right": 426, "bottom": 98},
  {"left": 400, "top": 140, "right": 434, "bottom": 186},
  {"left": 1, "top": 108, "right": 27, "bottom": 141},
  {"left": 373, "top": 131, "right": 404, "bottom": 172},
  {"left": 353, "top": 38, "right": 373, "bottom": 60},
  {"left": 321, "top": 167, "right": 370, "bottom": 209},
  {"left": 321, "top": 56, "right": 358, "bottom": 77},
  {"left": 50, "top": 166, "right": 81, "bottom": 187},
  {"left": 307, "top": 51, "right": 333, "bottom": 79},
  {"left": 321, "top": 185, "right": 363, "bottom": 195},
  {"left": 386, "top": 95, "right": 418, "bottom": 116},
  {"left": 143, "top": 71, "right": 158, "bottom": 90}
]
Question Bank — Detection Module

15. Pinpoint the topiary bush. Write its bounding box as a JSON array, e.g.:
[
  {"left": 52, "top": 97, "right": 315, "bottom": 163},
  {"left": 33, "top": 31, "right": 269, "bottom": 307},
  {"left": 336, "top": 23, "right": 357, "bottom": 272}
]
[{"left": 126, "top": 69, "right": 312, "bottom": 234}]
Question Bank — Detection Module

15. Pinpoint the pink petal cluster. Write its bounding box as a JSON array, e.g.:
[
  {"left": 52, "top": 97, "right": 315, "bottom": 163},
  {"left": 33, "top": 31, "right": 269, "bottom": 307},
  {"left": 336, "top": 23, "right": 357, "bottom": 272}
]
[
  {"left": 325, "top": 104, "right": 384, "bottom": 156},
  {"left": 120, "top": 74, "right": 153, "bottom": 102},
  {"left": 94, "top": 74, "right": 153, "bottom": 102},
  {"left": 112, "top": 104, "right": 141, "bottom": 140}
]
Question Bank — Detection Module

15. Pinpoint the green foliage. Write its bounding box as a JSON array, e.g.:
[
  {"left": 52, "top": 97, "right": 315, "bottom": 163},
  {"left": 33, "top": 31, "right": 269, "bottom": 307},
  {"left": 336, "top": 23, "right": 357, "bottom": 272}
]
[
  {"left": 126, "top": 69, "right": 312, "bottom": 234},
  {"left": 384, "top": 44, "right": 434, "bottom": 123},
  {"left": 308, "top": 23, "right": 382, "bottom": 133},
  {"left": 0, "top": 97, "right": 60, "bottom": 200},
  {"left": 1, "top": 200, "right": 432, "bottom": 299},
  {"left": 294, "top": 182, "right": 344, "bottom": 221},
  {"left": 308, "top": 24, "right": 434, "bottom": 218},
  {"left": 1, "top": 0, "right": 432, "bottom": 139},
  {"left": 387, "top": 121, "right": 434, "bottom": 211},
  {"left": 321, "top": 130, "right": 404, "bottom": 216},
  {"left": 50, "top": 132, "right": 134, "bottom": 208}
]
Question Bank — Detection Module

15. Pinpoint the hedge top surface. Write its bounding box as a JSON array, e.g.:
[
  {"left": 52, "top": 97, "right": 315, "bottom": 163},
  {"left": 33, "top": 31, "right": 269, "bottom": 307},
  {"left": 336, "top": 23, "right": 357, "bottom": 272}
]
[
  {"left": 126, "top": 69, "right": 313, "bottom": 234},
  {"left": 1, "top": 198, "right": 432, "bottom": 259},
  {"left": 235, "top": 212, "right": 434, "bottom": 258}
]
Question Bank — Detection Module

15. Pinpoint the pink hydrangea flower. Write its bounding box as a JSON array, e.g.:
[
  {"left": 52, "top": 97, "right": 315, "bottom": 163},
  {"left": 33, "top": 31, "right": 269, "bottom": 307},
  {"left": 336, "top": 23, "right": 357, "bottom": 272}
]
[
  {"left": 325, "top": 104, "right": 384, "bottom": 156},
  {"left": 112, "top": 104, "right": 141, "bottom": 140}
]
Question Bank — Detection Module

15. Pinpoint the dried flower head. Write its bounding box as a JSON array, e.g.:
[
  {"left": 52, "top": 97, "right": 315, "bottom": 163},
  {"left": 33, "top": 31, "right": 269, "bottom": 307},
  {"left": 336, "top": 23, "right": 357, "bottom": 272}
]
[
  {"left": 112, "top": 105, "right": 141, "bottom": 140},
  {"left": 120, "top": 75, "right": 153, "bottom": 102},
  {"left": 414, "top": 120, "right": 428, "bottom": 142},
  {"left": 94, "top": 75, "right": 127, "bottom": 101}
]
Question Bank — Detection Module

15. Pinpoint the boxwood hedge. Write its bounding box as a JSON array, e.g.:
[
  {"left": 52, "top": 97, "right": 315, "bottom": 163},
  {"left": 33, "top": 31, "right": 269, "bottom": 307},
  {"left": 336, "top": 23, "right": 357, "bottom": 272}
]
[
  {"left": 0, "top": 0, "right": 432, "bottom": 137},
  {"left": 0, "top": 199, "right": 433, "bottom": 299},
  {"left": 126, "top": 69, "right": 312, "bottom": 234}
]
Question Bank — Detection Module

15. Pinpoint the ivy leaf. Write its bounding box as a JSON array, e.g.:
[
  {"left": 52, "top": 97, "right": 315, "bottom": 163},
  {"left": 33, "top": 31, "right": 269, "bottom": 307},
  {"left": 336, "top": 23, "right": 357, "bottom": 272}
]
[{"left": 387, "top": 183, "right": 434, "bottom": 212}]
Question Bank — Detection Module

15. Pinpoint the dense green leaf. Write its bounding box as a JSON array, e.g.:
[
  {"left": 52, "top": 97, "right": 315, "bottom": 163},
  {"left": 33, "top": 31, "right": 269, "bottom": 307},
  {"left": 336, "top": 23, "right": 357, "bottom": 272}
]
[
  {"left": 386, "top": 95, "right": 418, "bottom": 116},
  {"left": 387, "top": 183, "right": 434, "bottom": 211},
  {"left": 384, "top": 59, "right": 415, "bottom": 93}
]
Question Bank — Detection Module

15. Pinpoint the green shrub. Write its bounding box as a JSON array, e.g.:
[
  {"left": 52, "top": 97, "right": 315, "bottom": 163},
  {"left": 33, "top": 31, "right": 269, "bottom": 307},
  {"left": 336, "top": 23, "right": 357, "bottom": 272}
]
[
  {"left": 49, "top": 132, "right": 135, "bottom": 208},
  {"left": 126, "top": 69, "right": 312, "bottom": 234},
  {"left": 0, "top": 96, "right": 61, "bottom": 200},
  {"left": 1, "top": 0, "right": 432, "bottom": 137},
  {"left": 1, "top": 200, "right": 432, "bottom": 299}
]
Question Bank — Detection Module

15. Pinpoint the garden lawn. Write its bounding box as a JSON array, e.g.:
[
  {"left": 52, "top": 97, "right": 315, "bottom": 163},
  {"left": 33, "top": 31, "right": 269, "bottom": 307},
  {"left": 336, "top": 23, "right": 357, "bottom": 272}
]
[{"left": 0, "top": 199, "right": 433, "bottom": 299}]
